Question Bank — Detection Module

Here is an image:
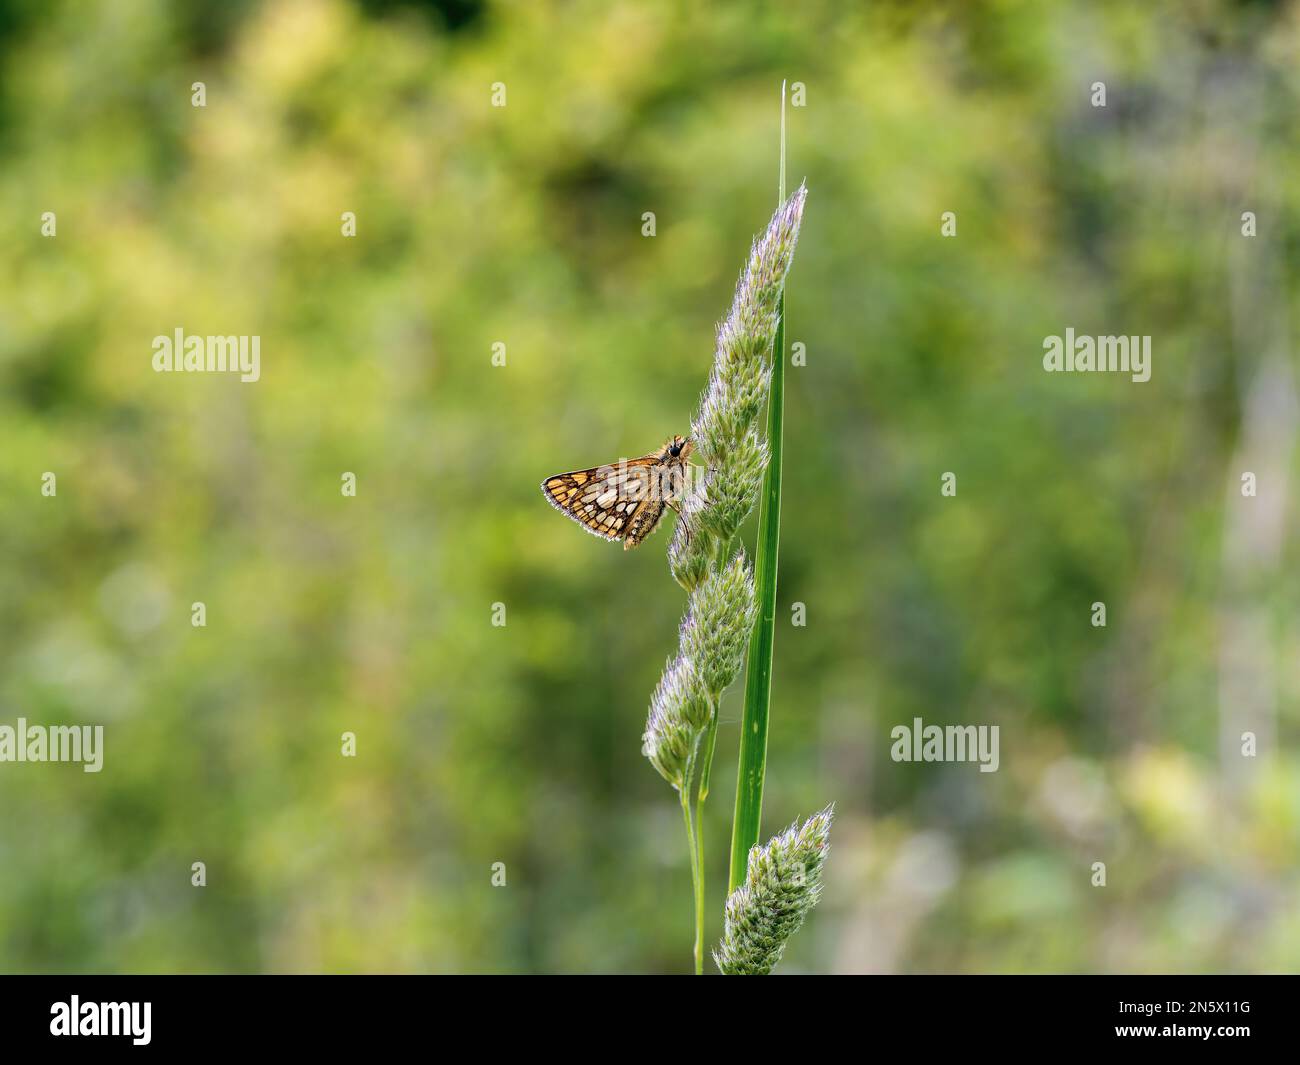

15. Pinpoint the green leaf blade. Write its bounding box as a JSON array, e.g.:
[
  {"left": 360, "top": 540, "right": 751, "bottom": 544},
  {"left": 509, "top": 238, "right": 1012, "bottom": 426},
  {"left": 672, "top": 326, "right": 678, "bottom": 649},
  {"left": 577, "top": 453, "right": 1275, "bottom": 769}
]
[{"left": 729, "top": 286, "right": 785, "bottom": 894}]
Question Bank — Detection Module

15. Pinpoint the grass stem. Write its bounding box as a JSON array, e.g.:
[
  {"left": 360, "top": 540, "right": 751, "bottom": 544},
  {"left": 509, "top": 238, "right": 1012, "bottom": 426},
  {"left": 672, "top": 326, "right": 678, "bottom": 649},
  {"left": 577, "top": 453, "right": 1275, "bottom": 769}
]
[
  {"left": 679, "top": 751, "right": 704, "bottom": 975},
  {"left": 697, "top": 698, "right": 719, "bottom": 802},
  {"left": 692, "top": 787, "right": 705, "bottom": 975}
]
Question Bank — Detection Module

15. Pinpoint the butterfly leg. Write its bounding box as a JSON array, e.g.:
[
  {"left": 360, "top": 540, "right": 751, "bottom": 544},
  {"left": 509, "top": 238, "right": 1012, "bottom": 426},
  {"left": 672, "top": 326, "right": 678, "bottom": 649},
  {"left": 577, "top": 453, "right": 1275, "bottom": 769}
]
[{"left": 665, "top": 499, "right": 696, "bottom": 546}]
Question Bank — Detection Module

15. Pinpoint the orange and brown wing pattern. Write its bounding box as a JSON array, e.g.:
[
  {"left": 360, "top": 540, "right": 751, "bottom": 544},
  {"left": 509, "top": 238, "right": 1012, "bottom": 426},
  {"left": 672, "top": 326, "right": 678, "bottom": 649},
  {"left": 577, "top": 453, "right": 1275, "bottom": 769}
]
[{"left": 541, "top": 456, "right": 662, "bottom": 545}]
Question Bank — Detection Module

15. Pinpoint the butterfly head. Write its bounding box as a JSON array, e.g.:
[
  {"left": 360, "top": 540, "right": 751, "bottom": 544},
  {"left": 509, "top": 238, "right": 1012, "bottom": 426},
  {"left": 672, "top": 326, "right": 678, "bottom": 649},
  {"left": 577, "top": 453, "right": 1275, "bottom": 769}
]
[{"left": 666, "top": 435, "right": 693, "bottom": 461}]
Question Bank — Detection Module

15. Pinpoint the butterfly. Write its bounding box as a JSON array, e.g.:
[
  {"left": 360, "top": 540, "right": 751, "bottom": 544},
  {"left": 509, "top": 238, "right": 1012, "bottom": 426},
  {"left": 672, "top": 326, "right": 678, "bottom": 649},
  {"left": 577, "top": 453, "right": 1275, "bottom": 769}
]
[{"left": 541, "top": 435, "right": 695, "bottom": 549}]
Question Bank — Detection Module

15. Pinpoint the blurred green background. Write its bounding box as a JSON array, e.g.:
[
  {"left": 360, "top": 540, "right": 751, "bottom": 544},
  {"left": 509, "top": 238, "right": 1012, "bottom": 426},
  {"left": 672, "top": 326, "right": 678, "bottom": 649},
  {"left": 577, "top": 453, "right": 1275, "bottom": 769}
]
[{"left": 1, "top": 0, "right": 1299, "bottom": 974}]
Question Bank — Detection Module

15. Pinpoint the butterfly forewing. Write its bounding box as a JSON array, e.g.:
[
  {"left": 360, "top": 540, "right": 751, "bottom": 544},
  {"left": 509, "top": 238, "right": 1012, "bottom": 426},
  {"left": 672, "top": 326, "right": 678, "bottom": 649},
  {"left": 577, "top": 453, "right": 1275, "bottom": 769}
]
[{"left": 542, "top": 457, "right": 660, "bottom": 542}]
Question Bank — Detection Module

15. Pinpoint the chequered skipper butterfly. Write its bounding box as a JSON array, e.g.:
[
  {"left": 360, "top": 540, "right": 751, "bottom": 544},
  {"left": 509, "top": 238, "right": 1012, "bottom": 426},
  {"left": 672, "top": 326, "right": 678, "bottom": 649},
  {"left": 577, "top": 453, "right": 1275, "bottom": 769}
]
[{"left": 541, "top": 435, "right": 694, "bottom": 549}]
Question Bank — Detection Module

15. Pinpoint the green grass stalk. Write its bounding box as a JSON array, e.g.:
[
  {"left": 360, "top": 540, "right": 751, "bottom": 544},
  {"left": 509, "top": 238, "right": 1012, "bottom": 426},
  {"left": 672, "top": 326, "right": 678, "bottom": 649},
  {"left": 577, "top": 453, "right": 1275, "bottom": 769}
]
[
  {"left": 646, "top": 82, "right": 803, "bottom": 972},
  {"left": 728, "top": 87, "right": 787, "bottom": 894}
]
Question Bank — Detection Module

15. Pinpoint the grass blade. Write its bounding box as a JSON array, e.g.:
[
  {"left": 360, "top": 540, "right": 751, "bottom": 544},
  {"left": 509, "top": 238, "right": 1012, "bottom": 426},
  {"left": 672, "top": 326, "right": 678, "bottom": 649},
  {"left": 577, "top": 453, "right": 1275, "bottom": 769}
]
[{"left": 728, "top": 85, "right": 788, "bottom": 892}]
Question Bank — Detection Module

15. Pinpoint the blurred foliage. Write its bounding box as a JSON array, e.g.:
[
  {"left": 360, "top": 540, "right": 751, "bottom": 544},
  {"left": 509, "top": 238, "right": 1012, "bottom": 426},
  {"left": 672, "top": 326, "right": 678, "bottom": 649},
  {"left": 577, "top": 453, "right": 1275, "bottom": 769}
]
[{"left": 1, "top": 0, "right": 1298, "bottom": 973}]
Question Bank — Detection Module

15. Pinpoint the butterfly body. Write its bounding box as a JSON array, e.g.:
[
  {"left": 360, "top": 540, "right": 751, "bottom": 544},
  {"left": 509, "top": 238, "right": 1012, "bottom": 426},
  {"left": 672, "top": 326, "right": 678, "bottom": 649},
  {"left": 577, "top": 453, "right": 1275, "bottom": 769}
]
[{"left": 541, "top": 435, "right": 694, "bottom": 549}]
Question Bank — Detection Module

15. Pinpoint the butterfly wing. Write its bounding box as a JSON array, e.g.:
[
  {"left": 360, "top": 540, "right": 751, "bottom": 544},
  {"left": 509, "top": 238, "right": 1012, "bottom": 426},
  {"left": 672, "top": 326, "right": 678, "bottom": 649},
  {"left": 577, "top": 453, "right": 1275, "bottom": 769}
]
[{"left": 541, "top": 456, "right": 661, "bottom": 544}]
